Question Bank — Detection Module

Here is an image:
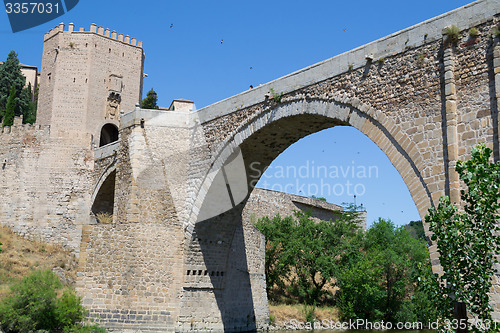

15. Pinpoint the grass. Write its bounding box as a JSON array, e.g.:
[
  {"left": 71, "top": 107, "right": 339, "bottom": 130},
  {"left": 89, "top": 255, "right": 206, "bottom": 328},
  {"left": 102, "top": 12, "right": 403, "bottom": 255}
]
[
  {"left": 269, "top": 303, "right": 339, "bottom": 325},
  {"left": 0, "top": 225, "right": 78, "bottom": 300},
  {"left": 95, "top": 212, "right": 113, "bottom": 223}
]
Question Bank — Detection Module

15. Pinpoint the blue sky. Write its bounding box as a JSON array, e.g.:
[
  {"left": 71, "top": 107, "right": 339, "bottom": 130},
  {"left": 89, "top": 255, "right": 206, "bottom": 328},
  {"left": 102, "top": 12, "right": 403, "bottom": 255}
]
[{"left": 0, "top": 0, "right": 473, "bottom": 227}]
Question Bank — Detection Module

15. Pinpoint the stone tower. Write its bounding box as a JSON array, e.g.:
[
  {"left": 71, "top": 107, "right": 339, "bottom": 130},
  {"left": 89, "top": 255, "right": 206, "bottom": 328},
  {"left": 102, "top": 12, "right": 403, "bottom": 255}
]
[{"left": 37, "top": 23, "right": 144, "bottom": 146}]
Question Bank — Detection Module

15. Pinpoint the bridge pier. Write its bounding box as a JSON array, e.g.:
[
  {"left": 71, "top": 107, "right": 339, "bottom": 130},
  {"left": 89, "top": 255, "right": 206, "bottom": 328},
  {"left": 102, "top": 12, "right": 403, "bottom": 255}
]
[{"left": 77, "top": 109, "right": 268, "bottom": 331}]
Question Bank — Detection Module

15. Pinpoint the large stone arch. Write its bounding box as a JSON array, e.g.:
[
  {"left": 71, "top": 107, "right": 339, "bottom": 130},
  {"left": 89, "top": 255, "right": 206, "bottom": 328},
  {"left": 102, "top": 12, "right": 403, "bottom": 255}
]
[
  {"left": 181, "top": 95, "right": 442, "bottom": 331},
  {"left": 192, "top": 95, "right": 434, "bottom": 229}
]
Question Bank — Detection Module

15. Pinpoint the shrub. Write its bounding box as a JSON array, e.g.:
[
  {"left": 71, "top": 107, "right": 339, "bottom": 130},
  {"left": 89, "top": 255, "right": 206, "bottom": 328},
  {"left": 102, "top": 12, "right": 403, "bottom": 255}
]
[
  {"left": 268, "top": 313, "right": 276, "bottom": 325},
  {"left": 0, "top": 270, "right": 103, "bottom": 332},
  {"left": 0, "top": 270, "right": 61, "bottom": 332},
  {"left": 468, "top": 27, "right": 479, "bottom": 37},
  {"left": 269, "top": 88, "right": 283, "bottom": 104},
  {"left": 444, "top": 25, "right": 460, "bottom": 46},
  {"left": 55, "top": 289, "right": 86, "bottom": 331},
  {"left": 302, "top": 303, "right": 316, "bottom": 323}
]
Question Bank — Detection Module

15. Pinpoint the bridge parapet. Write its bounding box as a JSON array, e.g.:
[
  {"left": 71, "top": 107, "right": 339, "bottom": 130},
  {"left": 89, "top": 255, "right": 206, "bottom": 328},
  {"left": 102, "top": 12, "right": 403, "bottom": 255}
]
[
  {"left": 94, "top": 141, "right": 120, "bottom": 160},
  {"left": 120, "top": 107, "right": 195, "bottom": 130}
]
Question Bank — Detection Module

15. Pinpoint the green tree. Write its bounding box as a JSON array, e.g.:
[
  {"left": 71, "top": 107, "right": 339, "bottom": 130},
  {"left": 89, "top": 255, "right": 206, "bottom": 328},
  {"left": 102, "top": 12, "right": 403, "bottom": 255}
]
[
  {"left": 420, "top": 143, "right": 500, "bottom": 332},
  {"left": 21, "top": 83, "right": 36, "bottom": 124},
  {"left": 310, "top": 195, "right": 327, "bottom": 201},
  {"left": 0, "top": 51, "right": 32, "bottom": 121},
  {"left": 336, "top": 218, "right": 431, "bottom": 323},
  {"left": 290, "top": 210, "right": 362, "bottom": 304},
  {"left": 141, "top": 88, "right": 159, "bottom": 109},
  {"left": 255, "top": 206, "right": 363, "bottom": 304},
  {"left": 405, "top": 220, "right": 427, "bottom": 242},
  {"left": 254, "top": 214, "right": 295, "bottom": 297},
  {"left": 336, "top": 255, "right": 386, "bottom": 320},
  {"left": 23, "top": 84, "right": 36, "bottom": 125},
  {"left": 3, "top": 85, "right": 16, "bottom": 127}
]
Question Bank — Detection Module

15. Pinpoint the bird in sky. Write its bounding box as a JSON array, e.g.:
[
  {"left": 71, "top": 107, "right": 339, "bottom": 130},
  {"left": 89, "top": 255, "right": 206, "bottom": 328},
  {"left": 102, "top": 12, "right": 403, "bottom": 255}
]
[
  {"left": 170, "top": 24, "right": 173, "bottom": 28},
  {"left": 250, "top": 66, "right": 253, "bottom": 69},
  {"left": 220, "top": 39, "right": 223, "bottom": 44},
  {"left": 343, "top": 28, "right": 347, "bottom": 32}
]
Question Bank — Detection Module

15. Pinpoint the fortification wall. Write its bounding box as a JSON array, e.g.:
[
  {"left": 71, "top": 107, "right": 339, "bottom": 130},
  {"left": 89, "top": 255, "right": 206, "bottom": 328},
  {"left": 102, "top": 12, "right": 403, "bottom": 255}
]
[
  {"left": 0, "top": 22, "right": 146, "bottom": 255},
  {"left": 0, "top": 123, "right": 94, "bottom": 254}
]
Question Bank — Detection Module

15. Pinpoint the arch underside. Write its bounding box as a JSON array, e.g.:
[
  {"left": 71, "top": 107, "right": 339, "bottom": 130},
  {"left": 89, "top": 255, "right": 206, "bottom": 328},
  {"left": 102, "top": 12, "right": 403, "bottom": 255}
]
[
  {"left": 91, "top": 170, "right": 116, "bottom": 215},
  {"left": 194, "top": 98, "right": 433, "bottom": 228},
  {"left": 91, "top": 161, "right": 117, "bottom": 218}
]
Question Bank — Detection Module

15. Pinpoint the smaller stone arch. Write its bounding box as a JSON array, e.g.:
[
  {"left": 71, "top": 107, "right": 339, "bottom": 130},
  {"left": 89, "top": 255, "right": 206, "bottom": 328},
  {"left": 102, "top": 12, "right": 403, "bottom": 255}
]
[
  {"left": 91, "top": 165, "right": 116, "bottom": 220},
  {"left": 99, "top": 123, "right": 119, "bottom": 147}
]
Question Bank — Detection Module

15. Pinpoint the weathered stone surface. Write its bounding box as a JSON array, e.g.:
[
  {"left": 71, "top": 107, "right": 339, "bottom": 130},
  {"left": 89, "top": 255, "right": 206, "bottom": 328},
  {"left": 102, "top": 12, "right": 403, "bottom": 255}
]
[{"left": 1, "top": 1, "right": 500, "bottom": 331}]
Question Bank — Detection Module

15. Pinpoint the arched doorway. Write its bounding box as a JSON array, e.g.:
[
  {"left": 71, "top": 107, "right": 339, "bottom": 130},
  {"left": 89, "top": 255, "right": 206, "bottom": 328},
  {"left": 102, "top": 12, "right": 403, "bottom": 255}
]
[{"left": 99, "top": 123, "right": 119, "bottom": 147}]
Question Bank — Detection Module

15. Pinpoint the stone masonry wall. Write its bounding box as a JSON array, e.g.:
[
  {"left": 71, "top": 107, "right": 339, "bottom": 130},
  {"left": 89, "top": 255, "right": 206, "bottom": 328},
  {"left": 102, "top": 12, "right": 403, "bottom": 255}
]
[
  {"left": 77, "top": 120, "right": 186, "bottom": 330},
  {"left": 245, "top": 188, "right": 367, "bottom": 229},
  {"left": 0, "top": 123, "right": 94, "bottom": 254}
]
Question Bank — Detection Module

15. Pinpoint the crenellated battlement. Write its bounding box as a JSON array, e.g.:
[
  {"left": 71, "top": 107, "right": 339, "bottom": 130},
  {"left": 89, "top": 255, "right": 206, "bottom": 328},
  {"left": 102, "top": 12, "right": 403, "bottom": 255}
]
[
  {"left": 0, "top": 121, "right": 51, "bottom": 138},
  {"left": 44, "top": 22, "right": 143, "bottom": 48}
]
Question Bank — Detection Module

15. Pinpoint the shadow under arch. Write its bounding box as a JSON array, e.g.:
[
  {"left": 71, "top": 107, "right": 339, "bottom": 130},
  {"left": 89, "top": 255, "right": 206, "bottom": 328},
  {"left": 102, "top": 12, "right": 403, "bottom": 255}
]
[
  {"left": 186, "top": 97, "right": 435, "bottom": 332},
  {"left": 91, "top": 164, "right": 116, "bottom": 217}
]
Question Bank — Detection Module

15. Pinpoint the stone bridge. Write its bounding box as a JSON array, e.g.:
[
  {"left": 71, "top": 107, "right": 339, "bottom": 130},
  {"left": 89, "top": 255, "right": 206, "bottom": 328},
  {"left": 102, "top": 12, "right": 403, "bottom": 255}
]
[
  {"left": 73, "top": 1, "right": 500, "bottom": 330},
  {"left": 0, "top": 0, "right": 498, "bottom": 332}
]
